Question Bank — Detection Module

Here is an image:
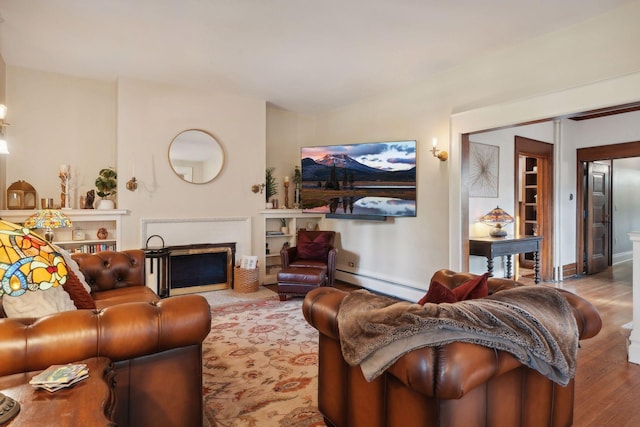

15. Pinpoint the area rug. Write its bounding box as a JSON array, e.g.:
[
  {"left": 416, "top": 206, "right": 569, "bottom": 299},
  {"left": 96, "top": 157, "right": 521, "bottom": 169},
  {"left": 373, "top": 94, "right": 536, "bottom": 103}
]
[
  {"left": 203, "top": 298, "right": 325, "bottom": 427},
  {"left": 198, "top": 286, "right": 279, "bottom": 307}
]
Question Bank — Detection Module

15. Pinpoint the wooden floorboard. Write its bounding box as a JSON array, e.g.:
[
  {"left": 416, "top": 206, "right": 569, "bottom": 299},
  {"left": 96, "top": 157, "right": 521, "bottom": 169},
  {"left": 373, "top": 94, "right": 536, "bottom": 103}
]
[{"left": 270, "top": 261, "right": 639, "bottom": 425}]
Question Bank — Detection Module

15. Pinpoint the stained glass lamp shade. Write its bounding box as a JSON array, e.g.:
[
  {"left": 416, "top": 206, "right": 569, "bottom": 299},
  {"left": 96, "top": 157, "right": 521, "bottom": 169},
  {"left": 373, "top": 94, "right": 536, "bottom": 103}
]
[
  {"left": 0, "top": 219, "right": 68, "bottom": 297},
  {"left": 480, "top": 206, "right": 515, "bottom": 238},
  {"left": 23, "top": 209, "right": 72, "bottom": 242}
]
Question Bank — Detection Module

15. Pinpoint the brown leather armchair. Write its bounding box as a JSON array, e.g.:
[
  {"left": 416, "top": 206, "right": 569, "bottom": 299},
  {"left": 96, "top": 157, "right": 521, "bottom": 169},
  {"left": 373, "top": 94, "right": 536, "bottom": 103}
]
[
  {"left": 280, "top": 230, "right": 338, "bottom": 287},
  {"left": 302, "top": 269, "right": 602, "bottom": 427}
]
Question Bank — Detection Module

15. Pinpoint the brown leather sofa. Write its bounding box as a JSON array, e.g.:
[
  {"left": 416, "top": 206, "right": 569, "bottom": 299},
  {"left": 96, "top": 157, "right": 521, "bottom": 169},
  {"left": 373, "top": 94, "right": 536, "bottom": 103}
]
[
  {"left": 302, "top": 269, "right": 602, "bottom": 427},
  {"left": 0, "top": 250, "right": 211, "bottom": 427}
]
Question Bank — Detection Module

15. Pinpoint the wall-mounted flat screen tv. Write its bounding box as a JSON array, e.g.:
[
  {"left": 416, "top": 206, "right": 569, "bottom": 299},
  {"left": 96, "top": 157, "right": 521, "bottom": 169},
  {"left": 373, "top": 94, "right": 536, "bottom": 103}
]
[{"left": 300, "top": 140, "right": 416, "bottom": 218}]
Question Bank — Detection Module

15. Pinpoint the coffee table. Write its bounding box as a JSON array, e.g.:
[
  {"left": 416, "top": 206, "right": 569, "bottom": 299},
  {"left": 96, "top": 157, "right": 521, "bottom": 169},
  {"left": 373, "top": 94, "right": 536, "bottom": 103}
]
[{"left": 0, "top": 357, "right": 115, "bottom": 426}]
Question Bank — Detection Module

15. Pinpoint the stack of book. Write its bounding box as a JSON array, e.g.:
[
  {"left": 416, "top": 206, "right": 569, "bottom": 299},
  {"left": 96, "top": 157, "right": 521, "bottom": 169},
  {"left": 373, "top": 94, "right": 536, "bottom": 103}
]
[{"left": 29, "top": 363, "right": 89, "bottom": 392}]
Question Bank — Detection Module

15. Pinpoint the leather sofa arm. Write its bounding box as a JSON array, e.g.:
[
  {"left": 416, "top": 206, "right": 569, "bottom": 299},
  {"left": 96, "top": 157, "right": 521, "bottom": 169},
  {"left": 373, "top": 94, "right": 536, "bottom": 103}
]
[
  {"left": 556, "top": 288, "right": 602, "bottom": 339},
  {"left": 72, "top": 250, "right": 145, "bottom": 293},
  {"left": 0, "top": 294, "right": 211, "bottom": 377}
]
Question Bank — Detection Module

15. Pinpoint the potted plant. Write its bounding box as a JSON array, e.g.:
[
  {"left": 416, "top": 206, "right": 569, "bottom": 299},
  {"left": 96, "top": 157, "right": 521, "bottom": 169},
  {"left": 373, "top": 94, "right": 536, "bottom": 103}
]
[
  {"left": 265, "top": 167, "right": 278, "bottom": 209},
  {"left": 280, "top": 218, "right": 288, "bottom": 234},
  {"left": 94, "top": 167, "right": 117, "bottom": 209}
]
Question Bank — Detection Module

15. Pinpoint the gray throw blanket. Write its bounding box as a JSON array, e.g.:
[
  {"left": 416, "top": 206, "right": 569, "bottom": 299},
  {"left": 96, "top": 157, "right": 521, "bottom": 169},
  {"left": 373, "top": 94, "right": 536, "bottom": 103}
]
[{"left": 337, "top": 286, "right": 578, "bottom": 385}]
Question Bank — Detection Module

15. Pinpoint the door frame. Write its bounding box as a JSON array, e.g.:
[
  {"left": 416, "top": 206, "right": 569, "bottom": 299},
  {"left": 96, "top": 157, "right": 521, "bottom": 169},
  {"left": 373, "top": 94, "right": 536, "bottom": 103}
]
[
  {"left": 514, "top": 136, "right": 554, "bottom": 281},
  {"left": 576, "top": 140, "right": 640, "bottom": 274}
]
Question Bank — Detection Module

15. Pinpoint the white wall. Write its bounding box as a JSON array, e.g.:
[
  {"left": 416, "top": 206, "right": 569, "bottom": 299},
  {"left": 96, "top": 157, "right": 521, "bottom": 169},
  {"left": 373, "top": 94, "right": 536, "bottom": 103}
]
[
  {"left": 116, "top": 78, "right": 267, "bottom": 254},
  {"left": 613, "top": 157, "right": 640, "bottom": 258},
  {"left": 3, "top": 70, "right": 267, "bottom": 258},
  {"left": 268, "top": 0, "right": 640, "bottom": 299},
  {"left": 0, "top": 54, "right": 7, "bottom": 209},
  {"left": 5, "top": 66, "right": 116, "bottom": 208}
]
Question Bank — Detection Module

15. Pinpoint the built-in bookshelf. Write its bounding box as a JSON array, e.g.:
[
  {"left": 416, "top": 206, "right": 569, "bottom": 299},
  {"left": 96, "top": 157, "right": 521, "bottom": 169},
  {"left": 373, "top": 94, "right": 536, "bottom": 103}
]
[{"left": 0, "top": 209, "right": 127, "bottom": 253}]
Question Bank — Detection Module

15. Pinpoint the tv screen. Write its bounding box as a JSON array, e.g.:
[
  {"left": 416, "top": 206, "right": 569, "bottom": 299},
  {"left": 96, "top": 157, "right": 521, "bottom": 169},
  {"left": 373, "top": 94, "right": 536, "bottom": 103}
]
[{"left": 300, "top": 140, "right": 416, "bottom": 218}]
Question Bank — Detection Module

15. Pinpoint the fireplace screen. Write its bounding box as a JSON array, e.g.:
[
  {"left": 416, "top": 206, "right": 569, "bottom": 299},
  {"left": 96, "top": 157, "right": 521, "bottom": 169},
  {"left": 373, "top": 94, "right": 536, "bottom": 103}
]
[{"left": 169, "top": 245, "right": 234, "bottom": 295}]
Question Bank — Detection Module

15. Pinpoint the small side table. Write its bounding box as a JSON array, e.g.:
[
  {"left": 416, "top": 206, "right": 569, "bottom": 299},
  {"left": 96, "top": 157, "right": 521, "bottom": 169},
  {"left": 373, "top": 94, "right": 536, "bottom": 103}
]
[
  {"left": 0, "top": 357, "right": 116, "bottom": 426},
  {"left": 469, "top": 235, "right": 543, "bottom": 284}
]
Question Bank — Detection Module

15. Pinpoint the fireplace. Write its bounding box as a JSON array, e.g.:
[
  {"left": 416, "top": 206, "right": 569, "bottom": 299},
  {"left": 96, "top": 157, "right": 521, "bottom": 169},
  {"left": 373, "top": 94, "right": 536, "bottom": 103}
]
[{"left": 141, "top": 217, "right": 250, "bottom": 296}]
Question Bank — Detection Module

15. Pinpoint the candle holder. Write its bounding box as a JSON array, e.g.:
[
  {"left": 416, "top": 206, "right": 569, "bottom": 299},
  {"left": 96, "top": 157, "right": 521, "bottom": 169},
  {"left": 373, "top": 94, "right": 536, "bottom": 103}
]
[{"left": 284, "top": 181, "right": 290, "bottom": 209}]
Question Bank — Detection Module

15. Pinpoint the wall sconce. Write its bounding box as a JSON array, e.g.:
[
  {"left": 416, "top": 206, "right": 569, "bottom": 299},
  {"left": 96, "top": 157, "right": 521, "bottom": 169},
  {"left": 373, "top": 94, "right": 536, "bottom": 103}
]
[
  {"left": 251, "top": 183, "right": 265, "bottom": 194},
  {"left": 126, "top": 177, "right": 138, "bottom": 191},
  {"left": 0, "top": 104, "right": 8, "bottom": 128},
  {"left": 431, "top": 137, "right": 448, "bottom": 161}
]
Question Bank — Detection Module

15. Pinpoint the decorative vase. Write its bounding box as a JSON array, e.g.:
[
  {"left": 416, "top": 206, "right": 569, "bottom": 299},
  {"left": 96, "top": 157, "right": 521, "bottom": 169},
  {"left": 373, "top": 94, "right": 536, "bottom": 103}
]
[
  {"left": 265, "top": 202, "right": 273, "bottom": 209},
  {"left": 95, "top": 199, "right": 115, "bottom": 210}
]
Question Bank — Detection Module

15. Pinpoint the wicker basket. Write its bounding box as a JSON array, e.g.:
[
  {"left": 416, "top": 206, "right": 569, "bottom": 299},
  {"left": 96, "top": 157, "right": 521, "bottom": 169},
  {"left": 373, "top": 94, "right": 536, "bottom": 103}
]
[{"left": 235, "top": 267, "right": 259, "bottom": 293}]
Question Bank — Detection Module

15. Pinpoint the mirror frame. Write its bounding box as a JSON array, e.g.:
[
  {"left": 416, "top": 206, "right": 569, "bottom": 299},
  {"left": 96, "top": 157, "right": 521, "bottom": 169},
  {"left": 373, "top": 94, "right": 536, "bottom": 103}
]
[{"left": 168, "top": 129, "right": 225, "bottom": 184}]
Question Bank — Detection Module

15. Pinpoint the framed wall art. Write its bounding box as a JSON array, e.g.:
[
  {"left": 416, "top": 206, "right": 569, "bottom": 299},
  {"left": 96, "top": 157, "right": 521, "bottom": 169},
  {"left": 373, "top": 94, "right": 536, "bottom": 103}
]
[{"left": 469, "top": 142, "right": 499, "bottom": 197}]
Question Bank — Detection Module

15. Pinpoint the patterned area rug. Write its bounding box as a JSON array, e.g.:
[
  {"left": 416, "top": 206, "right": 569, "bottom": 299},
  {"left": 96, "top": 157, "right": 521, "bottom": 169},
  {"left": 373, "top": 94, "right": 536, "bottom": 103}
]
[
  {"left": 203, "top": 299, "right": 325, "bottom": 427},
  {"left": 198, "top": 286, "right": 279, "bottom": 307}
]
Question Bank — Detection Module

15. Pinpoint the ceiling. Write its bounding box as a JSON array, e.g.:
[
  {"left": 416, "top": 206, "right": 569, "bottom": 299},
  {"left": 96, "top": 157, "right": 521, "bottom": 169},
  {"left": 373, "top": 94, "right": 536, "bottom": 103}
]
[{"left": 0, "top": 0, "right": 633, "bottom": 113}]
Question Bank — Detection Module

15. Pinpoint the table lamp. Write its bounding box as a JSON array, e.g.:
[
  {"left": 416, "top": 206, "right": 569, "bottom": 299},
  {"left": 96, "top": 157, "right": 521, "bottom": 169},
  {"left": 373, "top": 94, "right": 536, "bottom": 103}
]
[
  {"left": 0, "top": 219, "right": 70, "bottom": 424},
  {"left": 23, "top": 209, "right": 72, "bottom": 242},
  {"left": 0, "top": 219, "right": 68, "bottom": 296},
  {"left": 480, "top": 206, "right": 514, "bottom": 238}
]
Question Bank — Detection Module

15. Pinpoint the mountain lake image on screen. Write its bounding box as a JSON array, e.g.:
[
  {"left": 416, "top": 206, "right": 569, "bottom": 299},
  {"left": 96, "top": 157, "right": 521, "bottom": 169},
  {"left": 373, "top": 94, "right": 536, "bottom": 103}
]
[{"left": 300, "top": 140, "right": 417, "bottom": 218}]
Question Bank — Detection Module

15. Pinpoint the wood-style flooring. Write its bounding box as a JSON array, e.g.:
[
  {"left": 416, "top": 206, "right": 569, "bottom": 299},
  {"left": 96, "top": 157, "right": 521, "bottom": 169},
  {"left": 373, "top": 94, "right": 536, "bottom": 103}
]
[
  {"left": 269, "top": 262, "right": 639, "bottom": 426},
  {"left": 558, "top": 262, "right": 639, "bottom": 426}
]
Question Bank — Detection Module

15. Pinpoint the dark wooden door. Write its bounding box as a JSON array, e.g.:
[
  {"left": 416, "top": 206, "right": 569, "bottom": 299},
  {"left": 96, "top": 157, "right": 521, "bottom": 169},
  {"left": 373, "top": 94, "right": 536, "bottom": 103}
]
[{"left": 585, "top": 162, "right": 611, "bottom": 274}]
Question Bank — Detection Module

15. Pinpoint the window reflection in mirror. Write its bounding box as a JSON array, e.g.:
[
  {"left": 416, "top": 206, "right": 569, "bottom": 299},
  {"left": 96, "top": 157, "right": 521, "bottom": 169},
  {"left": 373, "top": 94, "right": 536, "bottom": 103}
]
[{"left": 168, "top": 129, "right": 224, "bottom": 184}]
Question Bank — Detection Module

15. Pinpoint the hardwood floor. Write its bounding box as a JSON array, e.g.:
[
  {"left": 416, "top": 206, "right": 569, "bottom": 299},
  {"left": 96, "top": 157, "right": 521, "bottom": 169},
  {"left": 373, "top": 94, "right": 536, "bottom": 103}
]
[
  {"left": 270, "top": 262, "right": 639, "bottom": 425},
  {"left": 559, "top": 262, "right": 639, "bottom": 426}
]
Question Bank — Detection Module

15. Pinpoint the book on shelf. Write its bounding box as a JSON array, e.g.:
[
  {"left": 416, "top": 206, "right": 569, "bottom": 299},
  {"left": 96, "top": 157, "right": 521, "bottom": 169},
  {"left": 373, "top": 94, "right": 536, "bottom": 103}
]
[
  {"left": 266, "top": 231, "right": 285, "bottom": 236},
  {"left": 68, "top": 243, "right": 117, "bottom": 254}
]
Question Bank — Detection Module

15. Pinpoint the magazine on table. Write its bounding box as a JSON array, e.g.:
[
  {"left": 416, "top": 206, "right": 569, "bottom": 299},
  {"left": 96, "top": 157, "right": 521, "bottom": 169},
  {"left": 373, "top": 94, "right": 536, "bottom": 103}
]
[{"left": 30, "top": 363, "right": 89, "bottom": 392}]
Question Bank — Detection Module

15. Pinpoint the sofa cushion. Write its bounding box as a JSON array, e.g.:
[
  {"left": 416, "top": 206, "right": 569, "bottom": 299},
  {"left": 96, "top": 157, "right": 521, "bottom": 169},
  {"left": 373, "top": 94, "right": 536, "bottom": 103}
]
[
  {"left": 296, "top": 232, "right": 332, "bottom": 261},
  {"left": 55, "top": 245, "right": 92, "bottom": 294},
  {"left": 418, "top": 273, "right": 489, "bottom": 304},
  {"left": 63, "top": 269, "right": 97, "bottom": 309},
  {"left": 2, "top": 286, "right": 77, "bottom": 318},
  {"left": 92, "top": 286, "right": 159, "bottom": 310}
]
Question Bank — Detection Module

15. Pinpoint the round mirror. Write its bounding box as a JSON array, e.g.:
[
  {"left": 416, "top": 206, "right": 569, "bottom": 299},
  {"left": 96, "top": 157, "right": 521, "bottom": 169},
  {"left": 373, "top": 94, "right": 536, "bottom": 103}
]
[{"left": 168, "top": 129, "right": 225, "bottom": 184}]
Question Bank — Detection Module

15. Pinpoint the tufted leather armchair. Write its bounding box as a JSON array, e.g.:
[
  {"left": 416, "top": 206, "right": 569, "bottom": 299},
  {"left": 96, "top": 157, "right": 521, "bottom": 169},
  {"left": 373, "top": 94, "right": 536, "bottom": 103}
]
[
  {"left": 0, "top": 250, "right": 211, "bottom": 427},
  {"left": 303, "top": 269, "right": 602, "bottom": 427},
  {"left": 280, "top": 230, "right": 338, "bottom": 287}
]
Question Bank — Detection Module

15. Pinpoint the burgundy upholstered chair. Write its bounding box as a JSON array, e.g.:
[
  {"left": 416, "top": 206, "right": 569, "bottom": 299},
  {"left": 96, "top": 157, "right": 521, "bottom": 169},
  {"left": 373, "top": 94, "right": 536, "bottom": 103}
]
[{"left": 280, "top": 230, "right": 338, "bottom": 287}]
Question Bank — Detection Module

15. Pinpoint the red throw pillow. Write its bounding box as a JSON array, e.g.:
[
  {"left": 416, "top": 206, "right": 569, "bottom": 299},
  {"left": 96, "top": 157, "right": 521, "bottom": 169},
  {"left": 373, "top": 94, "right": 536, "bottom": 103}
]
[
  {"left": 62, "top": 269, "right": 96, "bottom": 309},
  {"left": 297, "top": 232, "right": 332, "bottom": 261},
  {"left": 418, "top": 273, "right": 489, "bottom": 304},
  {"left": 417, "top": 281, "right": 457, "bottom": 304},
  {"left": 452, "top": 272, "right": 489, "bottom": 301}
]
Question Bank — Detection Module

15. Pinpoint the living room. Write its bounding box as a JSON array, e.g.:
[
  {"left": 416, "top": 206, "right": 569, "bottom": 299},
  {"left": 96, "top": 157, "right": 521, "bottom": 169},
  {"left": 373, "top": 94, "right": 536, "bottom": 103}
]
[
  {"left": 2, "top": 2, "right": 640, "bottom": 426},
  {"left": 2, "top": 1, "right": 639, "bottom": 302}
]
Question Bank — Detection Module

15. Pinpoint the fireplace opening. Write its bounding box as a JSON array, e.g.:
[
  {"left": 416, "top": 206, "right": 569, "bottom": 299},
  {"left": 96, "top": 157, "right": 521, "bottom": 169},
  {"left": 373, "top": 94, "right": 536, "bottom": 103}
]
[{"left": 168, "top": 243, "right": 236, "bottom": 296}]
